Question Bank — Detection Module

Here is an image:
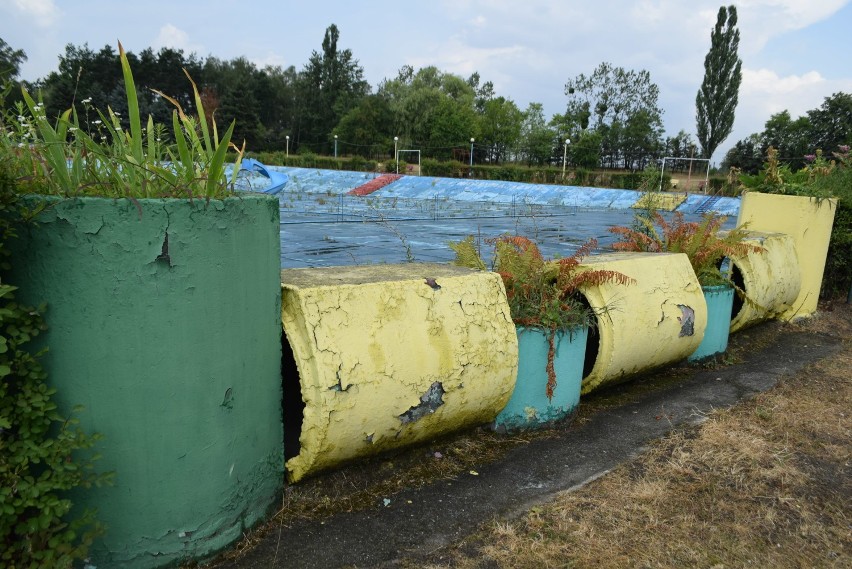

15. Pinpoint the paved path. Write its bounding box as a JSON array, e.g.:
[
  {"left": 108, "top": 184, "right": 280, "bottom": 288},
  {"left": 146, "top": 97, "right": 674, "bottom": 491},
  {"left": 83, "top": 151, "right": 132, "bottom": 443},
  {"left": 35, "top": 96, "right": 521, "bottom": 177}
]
[{"left": 216, "top": 322, "right": 841, "bottom": 569}]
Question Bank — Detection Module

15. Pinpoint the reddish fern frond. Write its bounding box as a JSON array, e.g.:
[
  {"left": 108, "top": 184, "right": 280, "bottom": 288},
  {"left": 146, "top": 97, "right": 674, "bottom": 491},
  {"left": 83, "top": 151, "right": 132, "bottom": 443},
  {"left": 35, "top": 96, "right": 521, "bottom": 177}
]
[{"left": 610, "top": 211, "right": 765, "bottom": 287}]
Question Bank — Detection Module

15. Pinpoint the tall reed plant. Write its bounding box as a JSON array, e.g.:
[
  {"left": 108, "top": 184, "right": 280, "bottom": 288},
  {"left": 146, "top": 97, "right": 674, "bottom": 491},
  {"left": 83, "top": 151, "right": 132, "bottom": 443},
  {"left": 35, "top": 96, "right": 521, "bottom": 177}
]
[{"left": 2, "top": 42, "right": 242, "bottom": 200}]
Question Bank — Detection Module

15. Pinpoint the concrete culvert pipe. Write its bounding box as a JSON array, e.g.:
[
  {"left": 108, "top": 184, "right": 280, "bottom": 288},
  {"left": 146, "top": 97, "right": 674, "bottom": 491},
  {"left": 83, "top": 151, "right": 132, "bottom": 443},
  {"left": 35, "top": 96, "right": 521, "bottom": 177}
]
[
  {"left": 726, "top": 231, "right": 801, "bottom": 333},
  {"left": 280, "top": 263, "right": 518, "bottom": 483},
  {"left": 577, "top": 252, "right": 707, "bottom": 394},
  {"left": 736, "top": 192, "right": 836, "bottom": 320}
]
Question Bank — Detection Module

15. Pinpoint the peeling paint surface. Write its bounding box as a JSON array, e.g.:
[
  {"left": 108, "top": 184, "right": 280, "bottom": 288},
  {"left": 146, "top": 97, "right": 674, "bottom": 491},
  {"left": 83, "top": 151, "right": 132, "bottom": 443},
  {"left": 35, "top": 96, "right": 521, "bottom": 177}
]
[
  {"left": 736, "top": 192, "right": 836, "bottom": 319},
  {"left": 494, "top": 327, "right": 587, "bottom": 431},
  {"left": 677, "top": 305, "right": 695, "bottom": 337},
  {"left": 280, "top": 263, "right": 517, "bottom": 483},
  {"left": 7, "top": 196, "right": 284, "bottom": 569},
  {"left": 577, "top": 252, "right": 706, "bottom": 394},
  {"left": 727, "top": 231, "right": 801, "bottom": 333},
  {"left": 689, "top": 285, "right": 735, "bottom": 362}
]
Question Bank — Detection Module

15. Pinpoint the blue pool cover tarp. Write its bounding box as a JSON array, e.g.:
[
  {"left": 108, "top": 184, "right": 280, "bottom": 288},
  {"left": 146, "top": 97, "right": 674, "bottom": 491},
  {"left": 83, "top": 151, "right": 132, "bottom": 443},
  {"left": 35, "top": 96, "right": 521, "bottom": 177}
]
[{"left": 246, "top": 165, "right": 740, "bottom": 216}]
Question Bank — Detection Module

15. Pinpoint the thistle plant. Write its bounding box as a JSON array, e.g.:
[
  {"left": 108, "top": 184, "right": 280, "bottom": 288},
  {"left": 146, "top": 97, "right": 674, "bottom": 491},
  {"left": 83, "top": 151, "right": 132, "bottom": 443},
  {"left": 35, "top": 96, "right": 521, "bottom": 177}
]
[
  {"left": 2, "top": 41, "right": 243, "bottom": 199},
  {"left": 451, "top": 235, "right": 632, "bottom": 399}
]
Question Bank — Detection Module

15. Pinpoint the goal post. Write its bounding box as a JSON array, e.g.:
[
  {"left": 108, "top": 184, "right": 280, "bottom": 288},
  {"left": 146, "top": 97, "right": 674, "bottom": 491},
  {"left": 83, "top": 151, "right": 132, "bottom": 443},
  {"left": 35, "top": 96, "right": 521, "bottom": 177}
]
[
  {"left": 660, "top": 157, "right": 710, "bottom": 193},
  {"left": 396, "top": 149, "right": 421, "bottom": 175}
]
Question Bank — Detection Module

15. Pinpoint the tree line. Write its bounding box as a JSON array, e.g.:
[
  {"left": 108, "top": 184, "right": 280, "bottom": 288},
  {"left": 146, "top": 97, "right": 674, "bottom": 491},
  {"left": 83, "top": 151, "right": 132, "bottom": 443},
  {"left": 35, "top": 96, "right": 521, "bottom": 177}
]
[
  {"left": 2, "top": 26, "right": 709, "bottom": 172},
  {"left": 3, "top": 12, "right": 846, "bottom": 173},
  {"left": 722, "top": 92, "right": 852, "bottom": 174}
]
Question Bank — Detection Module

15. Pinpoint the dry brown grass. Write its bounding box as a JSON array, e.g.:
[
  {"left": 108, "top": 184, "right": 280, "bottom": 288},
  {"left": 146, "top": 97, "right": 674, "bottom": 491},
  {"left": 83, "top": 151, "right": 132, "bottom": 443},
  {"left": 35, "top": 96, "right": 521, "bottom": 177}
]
[{"left": 420, "top": 303, "right": 852, "bottom": 569}]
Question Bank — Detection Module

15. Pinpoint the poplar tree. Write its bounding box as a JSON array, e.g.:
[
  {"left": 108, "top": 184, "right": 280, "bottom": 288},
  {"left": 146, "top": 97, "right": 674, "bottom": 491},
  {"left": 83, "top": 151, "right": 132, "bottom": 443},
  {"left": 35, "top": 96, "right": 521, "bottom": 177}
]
[{"left": 695, "top": 5, "right": 742, "bottom": 160}]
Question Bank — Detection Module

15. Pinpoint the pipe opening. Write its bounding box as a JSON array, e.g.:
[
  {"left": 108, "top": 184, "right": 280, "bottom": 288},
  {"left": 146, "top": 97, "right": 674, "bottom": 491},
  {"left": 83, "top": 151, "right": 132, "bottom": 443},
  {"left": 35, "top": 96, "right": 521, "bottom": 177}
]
[
  {"left": 282, "top": 330, "right": 304, "bottom": 461},
  {"left": 578, "top": 293, "right": 600, "bottom": 381},
  {"left": 729, "top": 262, "right": 746, "bottom": 321}
]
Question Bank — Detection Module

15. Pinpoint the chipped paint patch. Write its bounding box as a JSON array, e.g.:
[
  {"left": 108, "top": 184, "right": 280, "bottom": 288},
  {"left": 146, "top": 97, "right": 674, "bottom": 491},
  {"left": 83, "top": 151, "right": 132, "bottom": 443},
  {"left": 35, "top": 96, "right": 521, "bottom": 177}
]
[
  {"left": 280, "top": 263, "right": 517, "bottom": 483},
  {"left": 677, "top": 305, "right": 695, "bottom": 337},
  {"left": 399, "top": 382, "right": 445, "bottom": 423}
]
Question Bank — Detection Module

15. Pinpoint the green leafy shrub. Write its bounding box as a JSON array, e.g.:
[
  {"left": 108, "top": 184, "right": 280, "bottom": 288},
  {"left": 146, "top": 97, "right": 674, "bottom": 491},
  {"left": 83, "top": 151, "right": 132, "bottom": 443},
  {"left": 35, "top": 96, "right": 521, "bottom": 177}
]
[
  {"left": 0, "top": 164, "right": 110, "bottom": 568},
  {"left": 738, "top": 145, "right": 851, "bottom": 297}
]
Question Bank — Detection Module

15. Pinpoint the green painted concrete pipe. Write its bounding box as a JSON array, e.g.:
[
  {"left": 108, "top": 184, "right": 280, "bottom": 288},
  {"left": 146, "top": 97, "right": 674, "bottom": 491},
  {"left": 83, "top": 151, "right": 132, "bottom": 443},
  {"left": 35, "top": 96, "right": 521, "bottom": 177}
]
[{"left": 5, "top": 195, "right": 284, "bottom": 568}]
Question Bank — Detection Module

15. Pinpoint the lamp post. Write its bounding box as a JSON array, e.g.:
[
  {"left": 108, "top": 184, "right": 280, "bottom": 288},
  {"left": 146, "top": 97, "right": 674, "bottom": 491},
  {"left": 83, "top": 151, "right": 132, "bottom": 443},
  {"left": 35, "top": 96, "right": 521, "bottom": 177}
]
[
  {"left": 469, "top": 138, "right": 475, "bottom": 178},
  {"left": 394, "top": 136, "right": 399, "bottom": 174},
  {"left": 334, "top": 134, "right": 338, "bottom": 159},
  {"left": 562, "top": 138, "right": 571, "bottom": 180},
  {"left": 285, "top": 135, "right": 289, "bottom": 158}
]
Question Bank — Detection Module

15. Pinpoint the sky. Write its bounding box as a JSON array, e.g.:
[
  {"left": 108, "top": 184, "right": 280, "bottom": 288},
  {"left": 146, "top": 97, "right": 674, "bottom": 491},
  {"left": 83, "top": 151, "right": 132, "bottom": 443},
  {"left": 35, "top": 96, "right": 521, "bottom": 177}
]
[{"left": 2, "top": 0, "right": 851, "bottom": 164}]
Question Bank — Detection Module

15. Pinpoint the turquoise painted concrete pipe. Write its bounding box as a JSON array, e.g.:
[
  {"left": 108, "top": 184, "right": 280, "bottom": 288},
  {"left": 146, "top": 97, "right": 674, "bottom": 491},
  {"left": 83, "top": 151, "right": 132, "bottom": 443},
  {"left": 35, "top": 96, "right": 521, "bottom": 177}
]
[
  {"left": 494, "top": 326, "right": 588, "bottom": 431},
  {"left": 689, "top": 285, "right": 735, "bottom": 362}
]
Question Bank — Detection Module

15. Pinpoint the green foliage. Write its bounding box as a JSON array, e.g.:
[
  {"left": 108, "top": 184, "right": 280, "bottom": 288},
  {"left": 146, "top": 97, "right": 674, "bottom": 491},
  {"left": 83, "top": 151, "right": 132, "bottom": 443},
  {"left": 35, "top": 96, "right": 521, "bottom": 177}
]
[
  {"left": 755, "top": 145, "right": 852, "bottom": 297},
  {"left": 1, "top": 42, "right": 242, "bottom": 199},
  {"left": 723, "top": 92, "right": 851, "bottom": 175},
  {"left": 0, "top": 37, "right": 26, "bottom": 108},
  {"left": 610, "top": 211, "right": 762, "bottom": 287},
  {"left": 451, "top": 235, "right": 632, "bottom": 399},
  {"left": 0, "top": 162, "right": 110, "bottom": 568},
  {"left": 563, "top": 62, "right": 665, "bottom": 170},
  {"left": 299, "top": 24, "right": 370, "bottom": 154},
  {"left": 696, "top": 5, "right": 742, "bottom": 159}
]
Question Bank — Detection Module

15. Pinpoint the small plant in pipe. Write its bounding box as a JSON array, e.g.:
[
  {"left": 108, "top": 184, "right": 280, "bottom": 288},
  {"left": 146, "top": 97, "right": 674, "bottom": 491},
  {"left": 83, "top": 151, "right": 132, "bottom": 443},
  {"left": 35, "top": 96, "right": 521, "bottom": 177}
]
[
  {"left": 608, "top": 211, "right": 761, "bottom": 288},
  {"left": 5, "top": 41, "right": 242, "bottom": 199},
  {"left": 451, "top": 235, "right": 632, "bottom": 399}
]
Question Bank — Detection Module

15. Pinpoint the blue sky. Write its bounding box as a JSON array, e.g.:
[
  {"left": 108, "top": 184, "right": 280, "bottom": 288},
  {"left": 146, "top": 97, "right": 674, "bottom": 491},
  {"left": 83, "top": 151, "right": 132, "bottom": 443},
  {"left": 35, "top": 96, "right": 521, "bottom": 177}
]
[{"left": 2, "top": 0, "right": 851, "bottom": 163}]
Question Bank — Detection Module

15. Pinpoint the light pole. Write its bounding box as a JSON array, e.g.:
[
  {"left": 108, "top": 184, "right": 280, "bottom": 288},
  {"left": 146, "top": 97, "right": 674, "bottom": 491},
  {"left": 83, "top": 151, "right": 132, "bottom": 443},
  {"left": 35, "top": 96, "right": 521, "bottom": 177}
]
[
  {"left": 334, "top": 134, "right": 338, "bottom": 159},
  {"left": 285, "top": 135, "right": 289, "bottom": 158},
  {"left": 562, "top": 138, "right": 571, "bottom": 180},
  {"left": 469, "top": 138, "right": 475, "bottom": 177},
  {"left": 394, "top": 136, "right": 399, "bottom": 174}
]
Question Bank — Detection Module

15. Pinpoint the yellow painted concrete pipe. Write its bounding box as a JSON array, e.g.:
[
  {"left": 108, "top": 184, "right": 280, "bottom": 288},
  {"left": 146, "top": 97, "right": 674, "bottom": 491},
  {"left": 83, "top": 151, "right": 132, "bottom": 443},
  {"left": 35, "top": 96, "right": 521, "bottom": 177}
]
[
  {"left": 737, "top": 192, "right": 837, "bottom": 319},
  {"left": 726, "top": 231, "right": 801, "bottom": 333},
  {"left": 577, "top": 252, "right": 706, "bottom": 394},
  {"left": 280, "top": 263, "right": 518, "bottom": 483}
]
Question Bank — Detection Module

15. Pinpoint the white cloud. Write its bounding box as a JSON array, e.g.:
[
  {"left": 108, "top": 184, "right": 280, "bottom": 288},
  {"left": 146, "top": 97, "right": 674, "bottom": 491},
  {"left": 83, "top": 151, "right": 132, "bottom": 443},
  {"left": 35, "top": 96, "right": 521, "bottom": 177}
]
[
  {"left": 10, "top": 0, "right": 58, "bottom": 27},
  {"left": 733, "top": 0, "right": 848, "bottom": 53},
  {"left": 251, "top": 52, "right": 289, "bottom": 70},
  {"left": 152, "top": 24, "right": 204, "bottom": 54}
]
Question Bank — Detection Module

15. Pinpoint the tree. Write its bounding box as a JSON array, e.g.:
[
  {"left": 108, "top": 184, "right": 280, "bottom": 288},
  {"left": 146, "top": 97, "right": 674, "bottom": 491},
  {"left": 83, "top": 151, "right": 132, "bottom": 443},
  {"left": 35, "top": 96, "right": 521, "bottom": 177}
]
[
  {"left": 477, "top": 96, "right": 522, "bottom": 163},
  {"left": 0, "top": 37, "right": 26, "bottom": 105},
  {"left": 721, "top": 133, "right": 763, "bottom": 173},
  {"left": 695, "top": 5, "right": 743, "bottom": 160},
  {"left": 761, "top": 110, "right": 811, "bottom": 170},
  {"left": 379, "top": 65, "right": 478, "bottom": 159},
  {"left": 296, "top": 24, "right": 370, "bottom": 152},
  {"left": 519, "top": 103, "right": 556, "bottom": 166},
  {"left": 334, "top": 94, "right": 394, "bottom": 158},
  {"left": 563, "top": 62, "right": 664, "bottom": 169},
  {"left": 806, "top": 92, "right": 852, "bottom": 154}
]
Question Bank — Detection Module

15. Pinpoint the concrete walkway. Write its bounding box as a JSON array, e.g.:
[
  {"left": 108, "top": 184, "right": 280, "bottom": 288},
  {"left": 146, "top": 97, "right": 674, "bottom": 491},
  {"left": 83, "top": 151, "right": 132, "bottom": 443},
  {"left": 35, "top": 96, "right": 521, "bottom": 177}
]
[{"left": 215, "top": 321, "right": 842, "bottom": 569}]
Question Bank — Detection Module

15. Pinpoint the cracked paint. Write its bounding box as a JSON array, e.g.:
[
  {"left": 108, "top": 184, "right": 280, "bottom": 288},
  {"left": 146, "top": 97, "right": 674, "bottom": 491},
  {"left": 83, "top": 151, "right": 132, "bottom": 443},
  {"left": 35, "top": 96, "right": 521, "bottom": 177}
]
[
  {"left": 725, "top": 231, "right": 802, "bottom": 333},
  {"left": 736, "top": 192, "right": 835, "bottom": 320},
  {"left": 578, "top": 252, "right": 706, "bottom": 395},
  {"left": 8, "top": 195, "right": 284, "bottom": 568},
  {"left": 281, "top": 263, "right": 517, "bottom": 483}
]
